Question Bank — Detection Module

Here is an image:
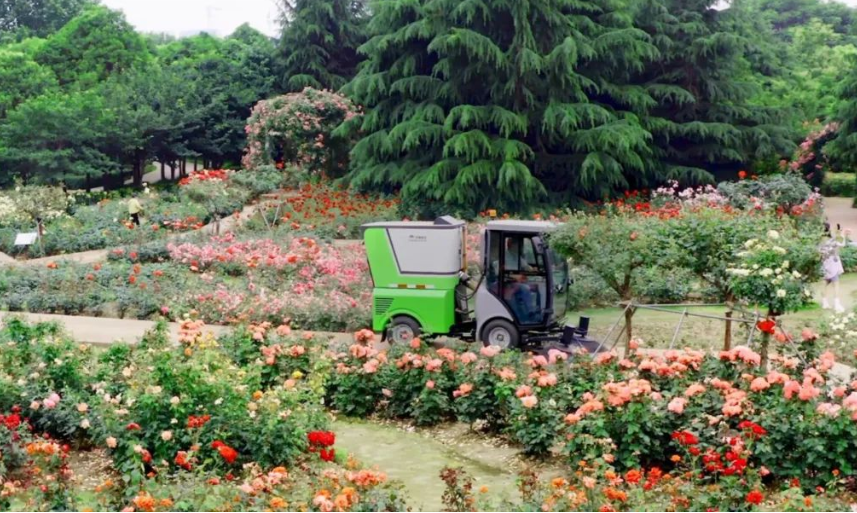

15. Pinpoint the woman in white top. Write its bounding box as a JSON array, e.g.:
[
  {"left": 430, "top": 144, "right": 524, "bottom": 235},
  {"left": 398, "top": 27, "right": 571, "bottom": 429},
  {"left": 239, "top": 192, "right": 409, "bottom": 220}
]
[{"left": 821, "top": 222, "right": 848, "bottom": 313}]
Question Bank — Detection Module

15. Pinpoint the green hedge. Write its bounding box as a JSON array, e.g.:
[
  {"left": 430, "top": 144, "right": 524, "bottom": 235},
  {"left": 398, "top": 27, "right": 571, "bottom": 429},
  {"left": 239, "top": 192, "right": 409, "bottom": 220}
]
[{"left": 820, "top": 172, "right": 856, "bottom": 197}]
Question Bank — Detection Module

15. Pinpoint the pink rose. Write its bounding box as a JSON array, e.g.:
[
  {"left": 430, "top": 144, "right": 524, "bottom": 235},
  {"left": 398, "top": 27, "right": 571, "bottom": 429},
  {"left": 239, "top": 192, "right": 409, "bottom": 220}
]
[
  {"left": 520, "top": 395, "right": 538, "bottom": 409},
  {"left": 667, "top": 397, "right": 686, "bottom": 414}
]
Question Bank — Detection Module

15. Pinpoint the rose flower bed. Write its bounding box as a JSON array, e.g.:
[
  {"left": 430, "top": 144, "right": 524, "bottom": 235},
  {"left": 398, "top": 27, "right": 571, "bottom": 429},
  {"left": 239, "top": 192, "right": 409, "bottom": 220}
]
[
  {"left": 2, "top": 315, "right": 857, "bottom": 511},
  {"left": 0, "top": 233, "right": 371, "bottom": 332},
  {"left": 0, "top": 317, "right": 407, "bottom": 511},
  {"left": 246, "top": 182, "right": 399, "bottom": 240}
]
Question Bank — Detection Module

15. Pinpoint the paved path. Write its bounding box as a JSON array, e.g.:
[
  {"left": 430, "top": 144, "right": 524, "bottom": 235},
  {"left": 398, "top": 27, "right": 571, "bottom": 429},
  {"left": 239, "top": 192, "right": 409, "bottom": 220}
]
[
  {"left": 0, "top": 311, "right": 353, "bottom": 347},
  {"left": 823, "top": 197, "right": 857, "bottom": 235}
]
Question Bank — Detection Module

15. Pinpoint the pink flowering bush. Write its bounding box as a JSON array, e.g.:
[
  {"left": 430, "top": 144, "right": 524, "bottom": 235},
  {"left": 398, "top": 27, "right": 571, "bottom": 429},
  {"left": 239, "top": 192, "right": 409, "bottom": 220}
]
[
  {"left": 167, "top": 234, "right": 371, "bottom": 331},
  {"left": 786, "top": 122, "right": 839, "bottom": 187},
  {"left": 243, "top": 88, "right": 360, "bottom": 178}
]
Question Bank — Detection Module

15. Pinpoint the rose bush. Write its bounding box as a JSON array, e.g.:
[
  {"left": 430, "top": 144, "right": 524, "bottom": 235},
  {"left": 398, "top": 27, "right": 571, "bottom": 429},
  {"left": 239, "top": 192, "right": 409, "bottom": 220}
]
[
  {"left": 2, "top": 316, "right": 856, "bottom": 511},
  {"left": 247, "top": 182, "right": 399, "bottom": 240},
  {"left": 243, "top": 88, "right": 360, "bottom": 179}
]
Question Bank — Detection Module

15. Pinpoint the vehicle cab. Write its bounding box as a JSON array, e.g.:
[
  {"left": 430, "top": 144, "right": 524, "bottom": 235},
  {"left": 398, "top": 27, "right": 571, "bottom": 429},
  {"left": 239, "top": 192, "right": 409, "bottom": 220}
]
[{"left": 475, "top": 220, "right": 571, "bottom": 348}]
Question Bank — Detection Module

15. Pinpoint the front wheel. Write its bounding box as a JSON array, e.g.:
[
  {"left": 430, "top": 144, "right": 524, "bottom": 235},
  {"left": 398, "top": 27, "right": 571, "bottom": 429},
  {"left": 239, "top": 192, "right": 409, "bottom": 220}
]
[
  {"left": 480, "top": 319, "right": 519, "bottom": 349},
  {"left": 388, "top": 316, "right": 421, "bottom": 345}
]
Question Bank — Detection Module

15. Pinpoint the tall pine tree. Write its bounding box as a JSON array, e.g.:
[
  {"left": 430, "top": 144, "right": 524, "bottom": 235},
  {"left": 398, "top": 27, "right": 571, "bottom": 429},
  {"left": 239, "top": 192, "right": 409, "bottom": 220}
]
[
  {"left": 342, "top": 0, "right": 660, "bottom": 214},
  {"left": 278, "top": 0, "right": 366, "bottom": 92},
  {"left": 631, "top": 0, "right": 794, "bottom": 180},
  {"left": 829, "top": 54, "right": 857, "bottom": 169}
]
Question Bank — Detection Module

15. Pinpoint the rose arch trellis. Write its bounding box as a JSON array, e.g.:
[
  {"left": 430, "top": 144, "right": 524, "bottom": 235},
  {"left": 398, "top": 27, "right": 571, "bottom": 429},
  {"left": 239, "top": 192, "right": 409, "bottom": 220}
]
[{"left": 243, "top": 88, "right": 360, "bottom": 179}]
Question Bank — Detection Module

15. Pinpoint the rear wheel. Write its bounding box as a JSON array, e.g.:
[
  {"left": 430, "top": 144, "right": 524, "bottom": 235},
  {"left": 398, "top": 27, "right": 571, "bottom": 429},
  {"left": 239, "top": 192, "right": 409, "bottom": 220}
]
[
  {"left": 388, "top": 316, "right": 421, "bottom": 345},
  {"left": 480, "top": 319, "right": 519, "bottom": 349}
]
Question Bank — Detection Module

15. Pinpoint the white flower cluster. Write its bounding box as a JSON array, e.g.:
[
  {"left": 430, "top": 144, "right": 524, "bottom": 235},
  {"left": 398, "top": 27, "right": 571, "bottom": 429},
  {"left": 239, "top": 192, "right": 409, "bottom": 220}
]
[
  {"left": 652, "top": 180, "right": 728, "bottom": 206},
  {"left": 823, "top": 311, "right": 857, "bottom": 342}
]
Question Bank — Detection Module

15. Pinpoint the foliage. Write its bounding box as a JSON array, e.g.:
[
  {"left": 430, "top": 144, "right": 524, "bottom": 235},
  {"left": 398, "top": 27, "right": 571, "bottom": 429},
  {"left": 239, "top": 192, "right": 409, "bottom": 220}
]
[
  {"left": 727, "top": 230, "right": 820, "bottom": 316},
  {"left": 34, "top": 5, "right": 152, "bottom": 88},
  {"left": 276, "top": 0, "right": 366, "bottom": 91},
  {"left": 633, "top": 0, "right": 795, "bottom": 182},
  {"left": 0, "top": 0, "right": 94, "bottom": 39},
  {"left": 342, "top": 0, "right": 665, "bottom": 213},
  {"left": 551, "top": 210, "right": 658, "bottom": 301},
  {"left": 243, "top": 88, "right": 360, "bottom": 178},
  {"left": 0, "top": 89, "right": 119, "bottom": 184},
  {"left": 820, "top": 172, "right": 856, "bottom": 197},
  {"left": 716, "top": 173, "right": 819, "bottom": 215},
  {"left": 830, "top": 53, "right": 857, "bottom": 170},
  {"left": 0, "top": 49, "right": 57, "bottom": 119}
]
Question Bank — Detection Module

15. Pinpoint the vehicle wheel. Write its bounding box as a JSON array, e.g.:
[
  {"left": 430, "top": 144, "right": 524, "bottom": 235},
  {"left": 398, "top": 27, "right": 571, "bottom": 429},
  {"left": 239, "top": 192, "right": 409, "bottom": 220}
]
[
  {"left": 388, "top": 316, "right": 421, "bottom": 345},
  {"left": 480, "top": 319, "right": 519, "bottom": 349}
]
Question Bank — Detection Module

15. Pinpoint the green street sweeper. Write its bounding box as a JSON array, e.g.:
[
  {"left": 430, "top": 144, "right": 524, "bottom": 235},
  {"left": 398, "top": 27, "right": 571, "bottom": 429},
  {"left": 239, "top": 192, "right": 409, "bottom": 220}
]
[{"left": 361, "top": 216, "right": 599, "bottom": 352}]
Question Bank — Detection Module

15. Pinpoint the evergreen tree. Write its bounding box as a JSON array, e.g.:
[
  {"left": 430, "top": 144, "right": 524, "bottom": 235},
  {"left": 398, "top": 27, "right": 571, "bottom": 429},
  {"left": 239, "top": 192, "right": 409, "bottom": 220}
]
[
  {"left": 343, "top": 0, "right": 660, "bottom": 214},
  {"left": 631, "top": 0, "right": 794, "bottom": 180},
  {"left": 829, "top": 55, "right": 857, "bottom": 168},
  {"left": 277, "top": 0, "right": 366, "bottom": 91},
  {"left": 0, "top": 0, "right": 94, "bottom": 40},
  {"left": 34, "top": 5, "right": 153, "bottom": 87}
]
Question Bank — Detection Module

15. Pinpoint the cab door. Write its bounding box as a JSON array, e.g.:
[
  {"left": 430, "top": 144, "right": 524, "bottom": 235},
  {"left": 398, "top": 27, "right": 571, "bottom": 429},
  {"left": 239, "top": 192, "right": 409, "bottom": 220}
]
[{"left": 485, "top": 231, "right": 549, "bottom": 326}]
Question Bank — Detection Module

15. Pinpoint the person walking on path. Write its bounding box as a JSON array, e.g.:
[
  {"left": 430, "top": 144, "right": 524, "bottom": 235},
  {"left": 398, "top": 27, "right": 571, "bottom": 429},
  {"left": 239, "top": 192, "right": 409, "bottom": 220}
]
[{"left": 128, "top": 193, "right": 143, "bottom": 226}]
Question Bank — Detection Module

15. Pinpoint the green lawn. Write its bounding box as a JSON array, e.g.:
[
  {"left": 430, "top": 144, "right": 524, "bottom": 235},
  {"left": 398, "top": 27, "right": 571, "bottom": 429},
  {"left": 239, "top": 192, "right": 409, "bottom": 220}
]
[{"left": 566, "top": 274, "right": 857, "bottom": 357}]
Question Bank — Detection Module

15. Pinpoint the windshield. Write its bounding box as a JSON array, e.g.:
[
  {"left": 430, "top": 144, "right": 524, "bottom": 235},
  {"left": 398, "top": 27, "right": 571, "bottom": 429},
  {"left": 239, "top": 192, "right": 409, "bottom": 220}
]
[{"left": 547, "top": 245, "right": 569, "bottom": 321}]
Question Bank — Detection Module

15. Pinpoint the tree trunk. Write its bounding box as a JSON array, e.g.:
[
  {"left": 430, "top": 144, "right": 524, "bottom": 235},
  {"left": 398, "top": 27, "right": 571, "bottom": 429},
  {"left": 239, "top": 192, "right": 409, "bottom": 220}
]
[
  {"left": 194, "top": 159, "right": 198, "bottom": 171},
  {"left": 624, "top": 305, "right": 635, "bottom": 353},
  {"left": 160, "top": 162, "right": 165, "bottom": 181},
  {"left": 133, "top": 157, "right": 143, "bottom": 188},
  {"left": 171, "top": 161, "right": 176, "bottom": 180},
  {"left": 760, "top": 309, "right": 774, "bottom": 369},
  {"left": 723, "top": 309, "right": 733, "bottom": 351},
  {"left": 760, "top": 330, "right": 771, "bottom": 369},
  {"left": 85, "top": 174, "right": 91, "bottom": 192}
]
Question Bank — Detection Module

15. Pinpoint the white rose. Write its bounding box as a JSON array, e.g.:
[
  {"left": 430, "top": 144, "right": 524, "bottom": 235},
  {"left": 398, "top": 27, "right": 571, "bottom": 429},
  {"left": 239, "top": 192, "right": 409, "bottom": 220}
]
[
  {"left": 106, "top": 437, "right": 117, "bottom": 448},
  {"left": 161, "top": 430, "right": 173, "bottom": 441},
  {"left": 792, "top": 271, "right": 801, "bottom": 279},
  {"left": 767, "top": 230, "right": 780, "bottom": 240},
  {"left": 77, "top": 403, "right": 88, "bottom": 413},
  {"left": 80, "top": 418, "right": 90, "bottom": 429},
  {"left": 776, "top": 289, "right": 787, "bottom": 298},
  {"left": 170, "top": 396, "right": 180, "bottom": 406}
]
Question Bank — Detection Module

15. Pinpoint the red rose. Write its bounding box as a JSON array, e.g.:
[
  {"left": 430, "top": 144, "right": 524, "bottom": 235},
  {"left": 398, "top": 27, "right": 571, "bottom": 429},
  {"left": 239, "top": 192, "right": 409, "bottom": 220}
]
[
  {"left": 738, "top": 170, "right": 747, "bottom": 180},
  {"left": 671, "top": 430, "right": 698, "bottom": 446},
  {"left": 745, "top": 490, "right": 764, "bottom": 505},
  {"left": 320, "top": 448, "right": 336, "bottom": 462},
  {"left": 756, "top": 319, "right": 776, "bottom": 335},
  {"left": 217, "top": 445, "right": 238, "bottom": 464},
  {"left": 126, "top": 422, "right": 141, "bottom": 431}
]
